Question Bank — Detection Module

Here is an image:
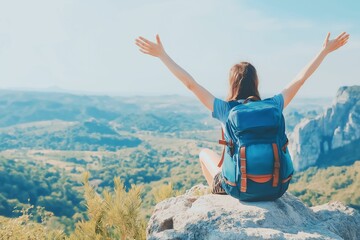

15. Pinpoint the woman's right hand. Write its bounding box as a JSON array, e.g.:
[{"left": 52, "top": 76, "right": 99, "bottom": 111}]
[
  {"left": 135, "top": 34, "right": 165, "bottom": 58},
  {"left": 322, "top": 32, "right": 350, "bottom": 54}
]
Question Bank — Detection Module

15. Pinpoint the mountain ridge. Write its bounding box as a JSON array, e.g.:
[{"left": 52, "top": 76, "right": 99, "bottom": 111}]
[{"left": 289, "top": 85, "right": 360, "bottom": 170}]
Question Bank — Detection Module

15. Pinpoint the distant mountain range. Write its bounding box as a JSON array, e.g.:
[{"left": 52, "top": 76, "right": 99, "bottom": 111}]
[
  {"left": 0, "top": 90, "right": 212, "bottom": 151},
  {"left": 0, "top": 90, "right": 210, "bottom": 127},
  {"left": 0, "top": 88, "right": 356, "bottom": 168}
]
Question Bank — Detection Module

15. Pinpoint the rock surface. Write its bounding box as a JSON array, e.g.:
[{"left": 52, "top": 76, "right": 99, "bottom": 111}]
[
  {"left": 289, "top": 85, "right": 360, "bottom": 170},
  {"left": 147, "top": 184, "right": 360, "bottom": 240}
]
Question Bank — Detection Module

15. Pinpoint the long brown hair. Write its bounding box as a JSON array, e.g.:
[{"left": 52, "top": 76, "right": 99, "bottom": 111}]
[{"left": 226, "top": 62, "right": 260, "bottom": 101}]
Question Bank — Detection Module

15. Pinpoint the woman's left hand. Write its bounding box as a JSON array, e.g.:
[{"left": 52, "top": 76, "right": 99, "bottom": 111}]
[
  {"left": 135, "top": 34, "right": 165, "bottom": 58},
  {"left": 322, "top": 32, "right": 350, "bottom": 54}
]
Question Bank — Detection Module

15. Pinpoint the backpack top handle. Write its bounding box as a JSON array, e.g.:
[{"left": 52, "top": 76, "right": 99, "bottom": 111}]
[{"left": 243, "top": 95, "right": 260, "bottom": 104}]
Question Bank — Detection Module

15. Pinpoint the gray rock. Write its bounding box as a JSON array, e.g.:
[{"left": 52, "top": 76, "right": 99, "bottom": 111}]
[
  {"left": 147, "top": 185, "right": 360, "bottom": 240},
  {"left": 289, "top": 86, "right": 360, "bottom": 171},
  {"left": 312, "top": 201, "right": 360, "bottom": 240}
]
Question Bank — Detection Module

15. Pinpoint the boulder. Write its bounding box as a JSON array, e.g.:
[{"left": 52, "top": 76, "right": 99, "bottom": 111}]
[{"left": 147, "top": 184, "right": 360, "bottom": 240}]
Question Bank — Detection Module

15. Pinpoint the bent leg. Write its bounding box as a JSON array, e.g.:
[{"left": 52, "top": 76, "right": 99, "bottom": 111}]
[{"left": 199, "top": 148, "right": 222, "bottom": 186}]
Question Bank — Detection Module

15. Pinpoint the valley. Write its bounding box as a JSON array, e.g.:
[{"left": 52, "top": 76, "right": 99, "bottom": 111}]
[{"left": 0, "top": 88, "right": 358, "bottom": 234}]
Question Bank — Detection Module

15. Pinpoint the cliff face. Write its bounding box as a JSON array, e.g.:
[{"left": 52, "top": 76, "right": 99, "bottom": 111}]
[
  {"left": 147, "top": 185, "right": 360, "bottom": 240},
  {"left": 289, "top": 86, "right": 360, "bottom": 171}
]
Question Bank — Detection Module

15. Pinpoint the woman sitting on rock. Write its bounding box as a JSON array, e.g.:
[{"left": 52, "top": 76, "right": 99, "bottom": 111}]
[{"left": 135, "top": 32, "right": 349, "bottom": 200}]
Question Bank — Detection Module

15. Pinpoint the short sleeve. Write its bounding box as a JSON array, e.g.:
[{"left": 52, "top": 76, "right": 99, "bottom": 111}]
[
  {"left": 272, "top": 93, "right": 284, "bottom": 111},
  {"left": 212, "top": 98, "right": 232, "bottom": 124}
]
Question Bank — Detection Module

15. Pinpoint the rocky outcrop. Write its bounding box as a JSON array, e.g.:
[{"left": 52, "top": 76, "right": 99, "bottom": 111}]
[
  {"left": 147, "top": 185, "right": 360, "bottom": 240},
  {"left": 289, "top": 86, "right": 360, "bottom": 170}
]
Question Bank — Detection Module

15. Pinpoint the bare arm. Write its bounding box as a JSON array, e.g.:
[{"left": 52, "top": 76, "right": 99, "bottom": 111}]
[
  {"left": 282, "top": 32, "right": 350, "bottom": 109},
  {"left": 135, "top": 34, "right": 215, "bottom": 111}
]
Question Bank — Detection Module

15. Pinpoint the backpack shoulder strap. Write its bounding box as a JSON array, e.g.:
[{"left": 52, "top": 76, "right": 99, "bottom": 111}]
[
  {"left": 218, "top": 128, "right": 226, "bottom": 168},
  {"left": 217, "top": 128, "right": 233, "bottom": 167},
  {"left": 217, "top": 98, "right": 250, "bottom": 168}
]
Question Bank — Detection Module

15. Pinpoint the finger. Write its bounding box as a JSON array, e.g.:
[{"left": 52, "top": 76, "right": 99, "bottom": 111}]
[
  {"left": 135, "top": 39, "right": 151, "bottom": 47},
  {"left": 336, "top": 40, "right": 348, "bottom": 48},
  {"left": 136, "top": 45, "right": 151, "bottom": 53},
  {"left": 136, "top": 39, "right": 152, "bottom": 48},
  {"left": 139, "top": 49, "right": 150, "bottom": 55},
  {"left": 335, "top": 32, "right": 346, "bottom": 40},
  {"left": 339, "top": 33, "right": 350, "bottom": 39},
  {"left": 135, "top": 40, "right": 151, "bottom": 50},
  {"left": 323, "top": 32, "right": 330, "bottom": 46},
  {"left": 340, "top": 37, "right": 349, "bottom": 42},
  {"left": 325, "top": 32, "right": 330, "bottom": 43},
  {"left": 139, "top": 36, "right": 154, "bottom": 45},
  {"left": 156, "top": 34, "right": 162, "bottom": 45},
  {"left": 340, "top": 38, "right": 350, "bottom": 45},
  {"left": 340, "top": 40, "right": 349, "bottom": 46},
  {"left": 140, "top": 49, "right": 156, "bottom": 57},
  {"left": 339, "top": 34, "right": 350, "bottom": 42},
  {"left": 135, "top": 41, "right": 150, "bottom": 50}
]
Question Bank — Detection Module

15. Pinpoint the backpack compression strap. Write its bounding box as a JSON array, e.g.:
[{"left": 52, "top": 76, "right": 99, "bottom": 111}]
[
  {"left": 272, "top": 143, "right": 280, "bottom": 187},
  {"left": 240, "top": 146, "right": 247, "bottom": 192}
]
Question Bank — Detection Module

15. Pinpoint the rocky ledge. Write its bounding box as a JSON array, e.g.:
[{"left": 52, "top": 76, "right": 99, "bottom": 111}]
[{"left": 147, "top": 185, "right": 360, "bottom": 240}]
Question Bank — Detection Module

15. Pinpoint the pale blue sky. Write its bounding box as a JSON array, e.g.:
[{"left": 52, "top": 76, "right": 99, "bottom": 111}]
[{"left": 0, "top": 0, "right": 359, "bottom": 98}]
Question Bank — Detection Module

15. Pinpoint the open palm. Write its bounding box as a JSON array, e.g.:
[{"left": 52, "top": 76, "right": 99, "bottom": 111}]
[
  {"left": 135, "top": 34, "right": 165, "bottom": 57},
  {"left": 323, "top": 32, "right": 349, "bottom": 53}
]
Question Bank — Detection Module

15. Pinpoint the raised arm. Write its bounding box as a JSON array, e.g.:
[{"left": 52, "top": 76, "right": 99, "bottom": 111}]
[
  {"left": 282, "top": 32, "right": 350, "bottom": 109},
  {"left": 135, "top": 34, "right": 215, "bottom": 111}
]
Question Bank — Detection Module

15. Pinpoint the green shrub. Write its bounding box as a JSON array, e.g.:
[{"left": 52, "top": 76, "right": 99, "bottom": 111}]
[{"left": 69, "top": 172, "right": 146, "bottom": 240}]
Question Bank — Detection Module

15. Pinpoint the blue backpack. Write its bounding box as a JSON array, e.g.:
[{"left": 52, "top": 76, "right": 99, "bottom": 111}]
[{"left": 218, "top": 96, "right": 294, "bottom": 201}]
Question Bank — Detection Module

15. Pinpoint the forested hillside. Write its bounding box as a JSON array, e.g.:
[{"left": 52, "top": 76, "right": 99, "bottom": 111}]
[
  {"left": 0, "top": 89, "right": 356, "bottom": 237},
  {"left": 289, "top": 161, "right": 360, "bottom": 210}
]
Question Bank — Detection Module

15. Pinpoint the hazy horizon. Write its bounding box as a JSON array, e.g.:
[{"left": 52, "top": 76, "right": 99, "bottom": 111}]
[{"left": 0, "top": 85, "right": 336, "bottom": 103}]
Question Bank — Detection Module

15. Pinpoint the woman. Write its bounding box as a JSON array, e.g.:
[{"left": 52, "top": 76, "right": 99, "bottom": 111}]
[{"left": 135, "top": 32, "right": 349, "bottom": 195}]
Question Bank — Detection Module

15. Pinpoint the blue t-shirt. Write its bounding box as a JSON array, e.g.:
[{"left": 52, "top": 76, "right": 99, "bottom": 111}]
[{"left": 212, "top": 94, "right": 284, "bottom": 125}]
